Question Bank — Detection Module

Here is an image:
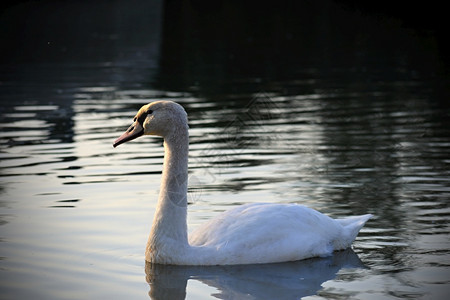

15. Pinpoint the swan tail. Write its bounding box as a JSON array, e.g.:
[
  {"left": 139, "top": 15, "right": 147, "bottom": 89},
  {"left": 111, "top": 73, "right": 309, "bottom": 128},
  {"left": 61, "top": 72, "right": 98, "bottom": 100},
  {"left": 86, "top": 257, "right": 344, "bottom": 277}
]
[{"left": 335, "top": 214, "right": 373, "bottom": 249}]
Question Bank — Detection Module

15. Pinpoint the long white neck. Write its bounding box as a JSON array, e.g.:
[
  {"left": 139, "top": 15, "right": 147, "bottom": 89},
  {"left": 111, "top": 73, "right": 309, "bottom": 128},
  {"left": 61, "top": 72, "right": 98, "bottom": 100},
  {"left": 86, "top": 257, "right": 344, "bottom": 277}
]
[{"left": 146, "top": 125, "right": 190, "bottom": 262}]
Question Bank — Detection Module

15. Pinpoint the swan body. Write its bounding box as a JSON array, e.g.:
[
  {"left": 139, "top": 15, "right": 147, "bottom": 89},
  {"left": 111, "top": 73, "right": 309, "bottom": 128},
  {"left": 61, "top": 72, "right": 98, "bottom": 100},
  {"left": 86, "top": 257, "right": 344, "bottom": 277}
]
[{"left": 113, "top": 100, "right": 372, "bottom": 265}]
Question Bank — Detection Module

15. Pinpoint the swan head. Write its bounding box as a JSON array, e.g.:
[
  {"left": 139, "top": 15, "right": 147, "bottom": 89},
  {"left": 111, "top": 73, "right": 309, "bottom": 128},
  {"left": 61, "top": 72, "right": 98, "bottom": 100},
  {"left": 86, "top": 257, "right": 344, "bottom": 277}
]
[{"left": 113, "top": 101, "right": 188, "bottom": 148}]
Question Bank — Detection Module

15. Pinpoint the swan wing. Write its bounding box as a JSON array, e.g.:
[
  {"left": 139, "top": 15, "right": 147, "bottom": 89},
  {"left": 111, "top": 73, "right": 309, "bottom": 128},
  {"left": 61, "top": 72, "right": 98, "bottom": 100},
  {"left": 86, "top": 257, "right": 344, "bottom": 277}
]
[{"left": 189, "top": 203, "right": 370, "bottom": 264}]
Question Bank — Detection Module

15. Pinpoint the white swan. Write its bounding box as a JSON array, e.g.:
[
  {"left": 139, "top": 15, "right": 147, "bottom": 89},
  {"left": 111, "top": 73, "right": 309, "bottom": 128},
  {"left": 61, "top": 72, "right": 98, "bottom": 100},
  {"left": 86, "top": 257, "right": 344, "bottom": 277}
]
[{"left": 113, "top": 100, "right": 372, "bottom": 265}]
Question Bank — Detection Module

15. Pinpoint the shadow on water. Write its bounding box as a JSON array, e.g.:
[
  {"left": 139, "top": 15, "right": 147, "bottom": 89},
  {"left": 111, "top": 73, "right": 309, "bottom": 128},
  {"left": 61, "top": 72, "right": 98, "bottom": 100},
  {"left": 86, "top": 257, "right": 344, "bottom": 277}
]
[
  {"left": 157, "top": 0, "right": 449, "bottom": 97},
  {"left": 145, "top": 249, "right": 365, "bottom": 300}
]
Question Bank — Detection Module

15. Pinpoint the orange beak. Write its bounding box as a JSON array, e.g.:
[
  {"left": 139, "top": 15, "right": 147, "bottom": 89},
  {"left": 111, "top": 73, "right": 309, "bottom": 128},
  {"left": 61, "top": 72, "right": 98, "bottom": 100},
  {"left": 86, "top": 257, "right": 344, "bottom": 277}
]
[{"left": 113, "top": 121, "right": 144, "bottom": 148}]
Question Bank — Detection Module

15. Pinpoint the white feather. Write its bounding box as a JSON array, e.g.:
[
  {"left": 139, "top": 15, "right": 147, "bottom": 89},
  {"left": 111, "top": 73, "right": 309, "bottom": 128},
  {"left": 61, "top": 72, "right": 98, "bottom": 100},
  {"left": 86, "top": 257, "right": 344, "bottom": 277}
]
[{"left": 115, "top": 101, "right": 372, "bottom": 265}]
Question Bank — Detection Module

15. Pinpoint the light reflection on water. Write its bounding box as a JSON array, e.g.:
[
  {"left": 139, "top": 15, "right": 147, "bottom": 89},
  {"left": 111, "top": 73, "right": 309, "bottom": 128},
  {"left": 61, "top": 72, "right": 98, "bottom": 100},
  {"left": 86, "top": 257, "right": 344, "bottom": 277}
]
[{"left": 1, "top": 78, "right": 449, "bottom": 299}]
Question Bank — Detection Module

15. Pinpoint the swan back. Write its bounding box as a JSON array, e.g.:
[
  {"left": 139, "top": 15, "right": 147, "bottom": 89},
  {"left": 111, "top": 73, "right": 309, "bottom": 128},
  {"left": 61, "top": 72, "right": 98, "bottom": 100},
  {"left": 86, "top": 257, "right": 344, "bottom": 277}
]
[{"left": 188, "top": 203, "right": 372, "bottom": 265}]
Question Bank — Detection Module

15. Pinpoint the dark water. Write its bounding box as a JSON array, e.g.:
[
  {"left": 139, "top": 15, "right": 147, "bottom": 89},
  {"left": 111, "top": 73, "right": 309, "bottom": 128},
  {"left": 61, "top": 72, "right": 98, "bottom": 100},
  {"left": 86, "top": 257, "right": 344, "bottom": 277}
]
[{"left": 1, "top": 1, "right": 449, "bottom": 299}]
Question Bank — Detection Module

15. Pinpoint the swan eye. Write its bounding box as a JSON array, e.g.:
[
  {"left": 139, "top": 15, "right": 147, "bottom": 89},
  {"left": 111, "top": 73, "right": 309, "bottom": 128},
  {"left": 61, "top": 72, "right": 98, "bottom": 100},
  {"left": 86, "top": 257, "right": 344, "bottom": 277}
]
[{"left": 147, "top": 109, "right": 153, "bottom": 115}]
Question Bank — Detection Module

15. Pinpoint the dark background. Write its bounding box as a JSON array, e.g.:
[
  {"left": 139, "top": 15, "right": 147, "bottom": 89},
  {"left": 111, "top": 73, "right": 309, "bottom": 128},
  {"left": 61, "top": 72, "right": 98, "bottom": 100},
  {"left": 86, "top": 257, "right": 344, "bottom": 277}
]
[{"left": 0, "top": 0, "right": 448, "bottom": 99}]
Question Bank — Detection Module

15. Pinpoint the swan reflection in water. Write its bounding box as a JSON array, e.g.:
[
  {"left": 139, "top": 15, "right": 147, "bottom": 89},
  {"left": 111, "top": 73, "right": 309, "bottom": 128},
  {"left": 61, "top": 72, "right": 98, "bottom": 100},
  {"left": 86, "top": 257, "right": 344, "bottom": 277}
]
[{"left": 145, "top": 248, "right": 366, "bottom": 300}]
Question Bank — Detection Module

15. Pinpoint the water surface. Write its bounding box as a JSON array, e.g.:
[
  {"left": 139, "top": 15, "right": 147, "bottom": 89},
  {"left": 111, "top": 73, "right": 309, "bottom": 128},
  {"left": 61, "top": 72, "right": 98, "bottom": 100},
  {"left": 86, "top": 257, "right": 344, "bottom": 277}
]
[
  {"left": 1, "top": 1, "right": 449, "bottom": 299},
  {"left": 1, "top": 73, "right": 449, "bottom": 299}
]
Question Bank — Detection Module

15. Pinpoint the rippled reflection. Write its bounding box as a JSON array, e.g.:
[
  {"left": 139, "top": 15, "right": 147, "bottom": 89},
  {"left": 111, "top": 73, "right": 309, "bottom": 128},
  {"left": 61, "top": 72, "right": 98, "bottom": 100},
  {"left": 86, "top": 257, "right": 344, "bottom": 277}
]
[
  {"left": 146, "top": 249, "right": 365, "bottom": 300},
  {"left": 1, "top": 79, "right": 449, "bottom": 299}
]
